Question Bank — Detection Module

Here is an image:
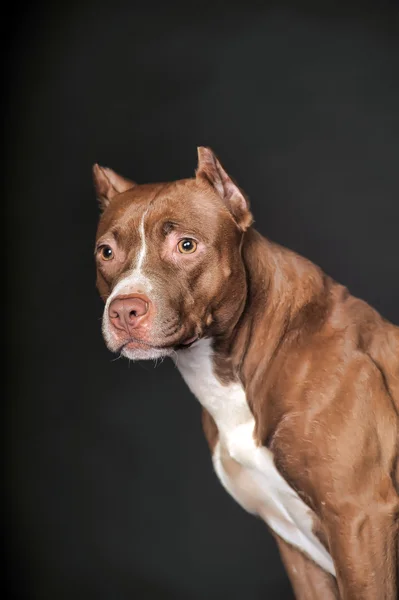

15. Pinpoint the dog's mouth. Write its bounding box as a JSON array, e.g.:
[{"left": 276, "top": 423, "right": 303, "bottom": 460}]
[
  {"left": 175, "top": 335, "right": 199, "bottom": 348},
  {"left": 118, "top": 334, "right": 199, "bottom": 355}
]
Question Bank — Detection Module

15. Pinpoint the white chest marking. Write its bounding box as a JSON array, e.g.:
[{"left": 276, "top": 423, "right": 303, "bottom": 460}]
[{"left": 177, "top": 338, "right": 335, "bottom": 576}]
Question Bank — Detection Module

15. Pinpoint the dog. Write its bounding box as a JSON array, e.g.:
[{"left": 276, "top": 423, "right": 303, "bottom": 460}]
[{"left": 93, "top": 147, "right": 399, "bottom": 599}]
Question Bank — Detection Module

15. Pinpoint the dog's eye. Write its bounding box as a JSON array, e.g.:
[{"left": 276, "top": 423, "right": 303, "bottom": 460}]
[
  {"left": 177, "top": 239, "right": 197, "bottom": 254},
  {"left": 99, "top": 245, "right": 114, "bottom": 261}
]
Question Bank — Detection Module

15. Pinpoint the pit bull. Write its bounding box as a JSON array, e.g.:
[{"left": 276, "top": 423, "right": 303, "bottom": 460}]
[{"left": 93, "top": 148, "right": 399, "bottom": 599}]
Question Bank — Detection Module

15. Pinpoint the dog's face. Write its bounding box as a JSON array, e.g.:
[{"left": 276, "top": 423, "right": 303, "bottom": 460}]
[{"left": 94, "top": 147, "right": 253, "bottom": 360}]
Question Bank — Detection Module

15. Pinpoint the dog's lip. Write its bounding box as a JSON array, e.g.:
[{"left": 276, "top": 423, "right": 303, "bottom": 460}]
[
  {"left": 118, "top": 334, "right": 200, "bottom": 353},
  {"left": 179, "top": 335, "right": 199, "bottom": 347},
  {"left": 120, "top": 338, "right": 167, "bottom": 352}
]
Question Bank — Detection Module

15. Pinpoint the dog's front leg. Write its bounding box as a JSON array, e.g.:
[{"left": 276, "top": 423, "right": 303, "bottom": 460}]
[
  {"left": 324, "top": 498, "right": 398, "bottom": 600},
  {"left": 275, "top": 535, "right": 340, "bottom": 600}
]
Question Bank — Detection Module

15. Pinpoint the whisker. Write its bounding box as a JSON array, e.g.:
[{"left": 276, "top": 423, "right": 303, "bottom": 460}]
[
  {"left": 110, "top": 353, "right": 123, "bottom": 362},
  {"left": 172, "top": 348, "right": 179, "bottom": 367},
  {"left": 137, "top": 361, "right": 151, "bottom": 372}
]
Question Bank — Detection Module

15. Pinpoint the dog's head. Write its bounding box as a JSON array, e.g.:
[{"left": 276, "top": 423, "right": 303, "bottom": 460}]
[{"left": 94, "top": 147, "right": 253, "bottom": 360}]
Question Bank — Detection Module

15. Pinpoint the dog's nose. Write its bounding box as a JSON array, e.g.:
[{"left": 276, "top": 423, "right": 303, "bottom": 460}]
[{"left": 108, "top": 294, "right": 150, "bottom": 333}]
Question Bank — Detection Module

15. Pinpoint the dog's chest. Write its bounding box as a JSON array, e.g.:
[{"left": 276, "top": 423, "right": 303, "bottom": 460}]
[{"left": 177, "top": 339, "right": 335, "bottom": 576}]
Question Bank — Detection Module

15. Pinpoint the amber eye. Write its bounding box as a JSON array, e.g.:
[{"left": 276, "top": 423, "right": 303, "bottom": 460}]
[
  {"left": 177, "top": 238, "right": 197, "bottom": 254},
  {"left": 99, "top": 245, "right": 114, "bottom": 261}
]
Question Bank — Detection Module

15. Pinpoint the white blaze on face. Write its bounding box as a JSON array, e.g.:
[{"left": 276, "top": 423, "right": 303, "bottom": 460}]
[
  {"left": 135, "top": 207, "right": 148, "bottom": 274},
  {"left": 102, "top": 208, "right": 154, "bottom": 347}
]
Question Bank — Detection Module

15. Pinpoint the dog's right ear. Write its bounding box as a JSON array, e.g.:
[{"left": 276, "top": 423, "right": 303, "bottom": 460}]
[
  {"left": 196, "top": 147, "right": 253, "bottom": 231},
  {"left": 93, "top": 164, "right": 136, "bottom": 211}
]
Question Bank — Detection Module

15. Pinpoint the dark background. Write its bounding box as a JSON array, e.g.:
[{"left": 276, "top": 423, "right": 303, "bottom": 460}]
[{"left": 5, "top": 1, "right": 399, "bottom": 599}]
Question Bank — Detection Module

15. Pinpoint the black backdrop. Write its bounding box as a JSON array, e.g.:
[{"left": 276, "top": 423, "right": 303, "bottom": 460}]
[{"left": 5, "top": 2, "right": 399, "bottom": 599}]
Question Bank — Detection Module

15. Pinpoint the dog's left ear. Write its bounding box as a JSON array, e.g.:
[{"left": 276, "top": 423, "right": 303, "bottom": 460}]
[
  {"left": 93, "top": 164, "right": 136, "bottom": 211},
  {"left": 196, "top": 147, "right": 253, "bottom": 231}
]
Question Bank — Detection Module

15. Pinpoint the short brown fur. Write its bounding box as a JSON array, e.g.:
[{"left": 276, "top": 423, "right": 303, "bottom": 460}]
[{"left": 94, "top": 148, "right": 399, "bottom": 599}]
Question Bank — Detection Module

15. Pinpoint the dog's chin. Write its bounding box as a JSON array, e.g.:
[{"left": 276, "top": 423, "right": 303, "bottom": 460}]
[{"left": 120, "top": 344, "right": 175, "bottom": 361}]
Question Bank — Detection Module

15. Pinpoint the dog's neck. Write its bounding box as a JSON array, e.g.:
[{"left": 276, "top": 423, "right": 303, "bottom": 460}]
[{"left": 212, "top": 228, "right": 330, "bottom": 386}]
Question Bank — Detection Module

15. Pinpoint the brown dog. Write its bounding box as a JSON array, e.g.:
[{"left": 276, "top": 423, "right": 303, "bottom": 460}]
[{"left": 93, "top": 148, "right": 399, "bottom": 599}]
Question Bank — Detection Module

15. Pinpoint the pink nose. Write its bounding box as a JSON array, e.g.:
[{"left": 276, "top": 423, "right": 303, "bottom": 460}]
[{"left": 108, "top": 294, "right": 150, "bottom": 334}]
